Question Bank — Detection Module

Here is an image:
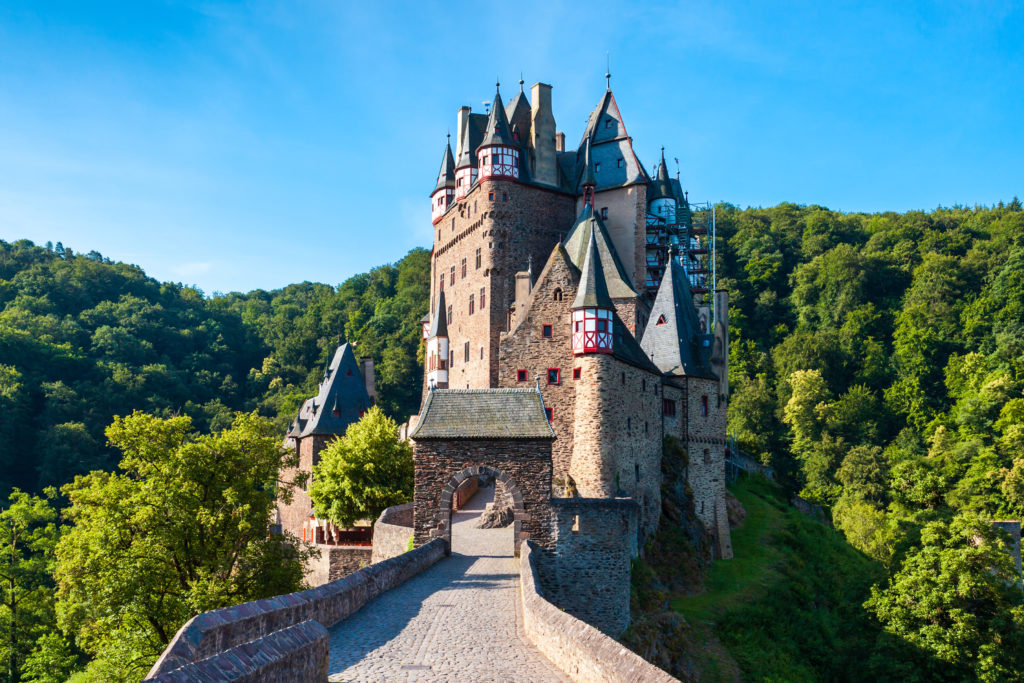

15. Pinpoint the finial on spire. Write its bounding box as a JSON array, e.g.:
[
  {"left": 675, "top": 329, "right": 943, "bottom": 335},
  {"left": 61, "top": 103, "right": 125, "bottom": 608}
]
[
  {"left": 674, "top": 156, "right": 680, "bottom": 179},
  {"left": 519, "top": 72, "right": 524, "bottom": 92},
  {"left": 605, "top": 52, "right": 611, "bottom": 90},
  {"left": 496, "top": 77, "right": 501, "bottom": 93}
]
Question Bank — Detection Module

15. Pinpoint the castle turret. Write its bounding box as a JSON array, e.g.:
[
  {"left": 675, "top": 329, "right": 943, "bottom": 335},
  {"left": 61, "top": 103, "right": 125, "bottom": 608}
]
[
  {"left": 570, "top": 228, "right": 614, "bottom": 355},
  {"left": 476, "top": 83, "right": 520, "bottom": 181},
  {"left": 425, "top": 289, "right": 450, "bottom": 389},
  {"left": 431, "top": 137, "right": 456, "bottom": 223},
  {"left": 454, "top": 120, "right": 478, "bottom": 201},
  {"left": 648, "top": 147, "right": 676, "bottom": 222}
]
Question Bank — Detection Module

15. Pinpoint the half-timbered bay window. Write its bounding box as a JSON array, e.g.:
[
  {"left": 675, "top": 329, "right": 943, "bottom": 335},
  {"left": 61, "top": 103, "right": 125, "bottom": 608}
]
[
  {"left": 477, "top": 145, "right": 520, "bottom": 180},
  {"left": 571, "top": 308, "right": 613, "bottom": 354}
]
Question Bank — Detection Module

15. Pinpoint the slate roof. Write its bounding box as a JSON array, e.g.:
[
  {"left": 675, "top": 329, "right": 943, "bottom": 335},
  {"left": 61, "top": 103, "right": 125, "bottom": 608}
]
[
  {"left": 639, "top": 254, "right": 717, "bottom": 380},
  {"left": 426, "top": 288, "right": 448, "bottom": 340},
  {"left": 299, "top": 343, "right": 372, "bottom": 437},
  {"left": 411, "top": 388, "right": 556, "bottom": 440},
  {"left": 455, "top": 114, "right": 487, "bottom": 169},
  {"left": 575, "top": 90, "right": 648, "bottom": 191},
  {"left": 649, "top": 149, "right": 674, "bottom": 202},
  {"left": 563, "top": 204, "right": 637, "bottom": 299},
  {"left": 580, "top": 139, "right": 596, "bottom": 188},
  {"left": 571, "top": 226, "right": 613, "bottom": 310},
  {"left": 432, "top": 140, "right": 456, "bottom": 194},
  {"left": 479, "top": 88, "right": 515, "bottom": 148}
]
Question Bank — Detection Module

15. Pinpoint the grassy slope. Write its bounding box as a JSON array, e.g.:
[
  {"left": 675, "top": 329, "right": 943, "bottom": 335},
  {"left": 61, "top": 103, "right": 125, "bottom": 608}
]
[{"left": 671, "top": 476, "right": 885, "bottom": 682}]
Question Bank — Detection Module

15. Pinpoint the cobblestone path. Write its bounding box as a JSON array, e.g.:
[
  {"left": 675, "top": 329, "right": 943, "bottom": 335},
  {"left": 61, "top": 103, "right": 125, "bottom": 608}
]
[{"left": 327, "top": 486, "right": 568, "bottom": 682}]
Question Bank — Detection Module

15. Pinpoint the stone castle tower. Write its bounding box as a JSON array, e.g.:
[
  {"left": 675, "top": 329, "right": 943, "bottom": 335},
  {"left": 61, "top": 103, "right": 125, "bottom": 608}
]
[{"left": 416, "top": 77, "right": 733, "bottom": 557}]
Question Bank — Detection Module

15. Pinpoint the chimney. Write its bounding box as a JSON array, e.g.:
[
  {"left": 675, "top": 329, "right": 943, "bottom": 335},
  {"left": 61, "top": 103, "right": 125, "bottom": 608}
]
[
  {"left": 360, "top": 357, "right": 377, "bottom": 404},
  {"left": 455, "top": 106, "right": 471, "bottom": 160},
  {"left": 530, "top": 83, "right": 557, "bottom": 187},
  {"left": 555, "top": 131, "right": 565, "bottom": 153}
]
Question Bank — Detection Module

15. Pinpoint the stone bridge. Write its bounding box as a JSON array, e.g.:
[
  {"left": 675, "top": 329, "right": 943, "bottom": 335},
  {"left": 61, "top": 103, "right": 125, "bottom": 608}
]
[{"left": 145, "top": 486, "right": 674, "bottom": 682}]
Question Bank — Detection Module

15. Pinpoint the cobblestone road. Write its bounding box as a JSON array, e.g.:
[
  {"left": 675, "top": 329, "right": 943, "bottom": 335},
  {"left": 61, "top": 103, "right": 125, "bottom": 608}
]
[{"left": 328, "top": 486, "right": 568, "bottom": 682}]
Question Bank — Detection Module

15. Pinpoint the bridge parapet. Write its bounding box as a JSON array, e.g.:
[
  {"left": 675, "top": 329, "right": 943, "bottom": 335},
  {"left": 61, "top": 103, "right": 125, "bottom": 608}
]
[{"left": 146, "top": 537, "right": 446, "bottom": 681}]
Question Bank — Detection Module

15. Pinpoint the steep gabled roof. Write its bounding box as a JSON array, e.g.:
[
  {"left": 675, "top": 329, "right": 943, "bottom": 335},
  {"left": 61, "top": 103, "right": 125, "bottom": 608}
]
[
  {"left": 479, "top": 88, "right": 515, "bottom": 148},
  {"left": 299, "top": 343, "right": 372, "bottom": 437},
  {"left": 411, "top": 388, "right": 555, "bottom": 440},
  {"left": 571, "top": 227, "right": 613, "bottom": 310},
  {"left": 575, "top": 89, "right": 648, "bottom": 191},
  {"left": 639, "top": 254, "right": 717, "bottom": 380},
  {"left": 427, "top": 288, "right": 448, "bottom": 340},
  {"left": 433, "top": 139, "right": 456, "bottom": 194},
  {"left": 563, "top": 204, "right": 637, "bottom": 299}
]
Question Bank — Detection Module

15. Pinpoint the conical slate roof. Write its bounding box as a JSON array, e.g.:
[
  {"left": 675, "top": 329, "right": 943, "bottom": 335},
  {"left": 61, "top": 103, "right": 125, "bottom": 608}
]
[
  {"left": 479, "top": 87, "right": 514, "bottom": 148},
  {"left": 571, "top": 226, "right": 613, "bottom": 310},
  {"left": 639, "top": 253, "right": 717, "bottom": 380},
  {"left": 648, "top": 148, "right": 674, "bottom": 202},
  {"left": 456, "top": 121, "right": 477, "bottom": 169},
  {"left": 299, "top": 343, "right": 372, "bottom": 437},
  {"left": 433, "top": 139, "right": 456, "bottom": 194},
  {"left": 563, "top": 204, "right": 636, "bottom": 299},
  {"left": 580, "top": 139, "right": 596, "bottom": 189},
  {"left": 427, "top": 288, "right": 449, "bottom": 340}
]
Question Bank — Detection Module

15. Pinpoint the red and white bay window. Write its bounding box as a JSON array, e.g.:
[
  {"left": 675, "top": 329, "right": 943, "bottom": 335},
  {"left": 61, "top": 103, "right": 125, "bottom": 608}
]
[
  {"left": 571, "top": 308, "right": 613, "bottom": 355},
  {"left": 477, "top": 145, "right": 519, "bottom": 180}
]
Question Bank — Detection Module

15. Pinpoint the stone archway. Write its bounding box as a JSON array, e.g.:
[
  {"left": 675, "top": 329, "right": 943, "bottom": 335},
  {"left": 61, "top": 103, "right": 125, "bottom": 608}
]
[{"left": 437, "top": 465, "right": 526, "bottom": 554}]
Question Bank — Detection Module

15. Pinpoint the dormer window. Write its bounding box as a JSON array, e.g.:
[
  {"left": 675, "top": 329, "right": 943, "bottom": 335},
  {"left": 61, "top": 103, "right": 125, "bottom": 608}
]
[
  {"left": 595, "top": 162, "right": 601, "bottom": 173},
  {"left": 600, "top": 207, "right": 609, "bottom": 220},
  {"left": 618, "top": 158, "right": 625, "bottom": 168},
  {"left": 605, "top": 119, "right": 613, "bottom": 129}
]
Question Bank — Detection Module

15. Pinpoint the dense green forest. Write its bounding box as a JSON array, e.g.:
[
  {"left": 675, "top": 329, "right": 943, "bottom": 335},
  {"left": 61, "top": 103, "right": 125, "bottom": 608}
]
[{"left": 0, "top": 239, "right": 430, "bottom": 498}]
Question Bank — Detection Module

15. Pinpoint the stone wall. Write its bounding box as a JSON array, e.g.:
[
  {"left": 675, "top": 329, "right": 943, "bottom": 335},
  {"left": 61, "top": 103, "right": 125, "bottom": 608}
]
[
  {"left": 278, "top": 434, "right": 332, "bottom": 539},
  {"left": 412, "top": 438, "right": 554, "bottom": 553},
  {"left": 371, "top": 502, "right": 413, "bottom": 564},
  {"left": 685, "top": 375, "right": 732, "bottom": 558},
  {"left": 538, "top": 498, "right": 637, "bottom": 636},
  {"left": 993, "top": 520, "right": 1023, "bottom": 591},
  {"left": 429, "top": 179, "right": 575, "bottom": 396},
  {"left": 148, "top": 620, "right": 328, "bottom": 682},
  {"left": 146, "top": 538, "right": 446, "bottom": 680},
  {"left": 570, "top": 353, "right": 663, "bottom": 537},
  {"left": 305, "top": 545, "right": 372, "bottom": 587},
  {"left": 519, "top": 542, "right": 675, "bottom": 683}
]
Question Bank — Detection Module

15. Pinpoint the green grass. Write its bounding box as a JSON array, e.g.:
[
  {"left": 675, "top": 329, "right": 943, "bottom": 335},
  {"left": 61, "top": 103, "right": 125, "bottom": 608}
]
[{"left": 672, "top": 475, "right": 788, "bottom": 621}]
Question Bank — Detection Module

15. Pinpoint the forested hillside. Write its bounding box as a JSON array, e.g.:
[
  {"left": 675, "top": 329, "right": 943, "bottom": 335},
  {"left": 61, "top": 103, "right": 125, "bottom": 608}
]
[
  {"left": 714, "top": 198, "right": 1024, "bottom": 679},
  {"left": 0, "top": 239, "right": 429, "bottom": 498}
]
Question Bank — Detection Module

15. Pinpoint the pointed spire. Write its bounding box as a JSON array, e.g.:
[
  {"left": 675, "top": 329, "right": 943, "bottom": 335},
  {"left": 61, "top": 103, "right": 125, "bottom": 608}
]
[
  {"left": 648, "top": 146, "right": 675, "bottom": 202},
  {"left": 433, "top": 136, "right": 456, "bottom": 193},
  {"left": 572, "top": 227, "right": 613, "bottom": 310},
  {"left": 456, "top": 121, "right": 475, "bottom": 169},
  {"left": 480, "top": 82, "right": 514, "bottom": 148},
  {"left": 427, "top": 288, "right": 449, "bottom": 340},
  {"left": 581, "top": 139, "right": 596, "bottom": 190}
]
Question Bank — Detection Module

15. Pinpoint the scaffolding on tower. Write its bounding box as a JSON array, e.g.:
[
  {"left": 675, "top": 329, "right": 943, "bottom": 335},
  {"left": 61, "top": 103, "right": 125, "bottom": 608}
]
[{"left": 644, "top": 199, "right": 718, "bottom": 325}]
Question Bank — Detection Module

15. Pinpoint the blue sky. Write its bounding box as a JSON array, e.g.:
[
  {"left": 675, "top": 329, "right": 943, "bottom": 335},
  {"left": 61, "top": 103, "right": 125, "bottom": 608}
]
[{"left": 1, "top": 1, "right": 1021, "bottom": 294}]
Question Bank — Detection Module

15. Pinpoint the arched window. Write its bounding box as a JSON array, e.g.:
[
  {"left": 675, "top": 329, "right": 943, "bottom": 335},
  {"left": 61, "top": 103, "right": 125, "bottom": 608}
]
[{"left": 553, "top": 288, "right": 563, "bottom": 301}]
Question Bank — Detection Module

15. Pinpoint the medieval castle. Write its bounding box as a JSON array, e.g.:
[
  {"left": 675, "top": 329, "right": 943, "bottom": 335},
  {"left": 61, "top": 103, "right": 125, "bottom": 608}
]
[{"left": 277, "top": 75, "right": 732, "bottom": 634}]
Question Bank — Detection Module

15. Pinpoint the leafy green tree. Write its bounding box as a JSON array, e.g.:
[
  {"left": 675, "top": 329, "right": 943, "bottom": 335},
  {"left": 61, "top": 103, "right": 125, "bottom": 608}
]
[
  {"left": 54, "top": 411, "right": 312, "bottom": 681},
  {"left": 866, "top": 514, "right": 1024, "bottom": 681},
  {"left": 309, "top": 406, "right": 413, "bottom": 528},
  {"left": 0, "top": 489, "right": 75, "bottom": 683}
]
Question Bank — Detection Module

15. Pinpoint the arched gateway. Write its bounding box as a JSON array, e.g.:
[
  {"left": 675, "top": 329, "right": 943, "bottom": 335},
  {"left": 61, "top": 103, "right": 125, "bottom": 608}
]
[{"left": 409, "top": 388, "right": 555, "bottom": 554}]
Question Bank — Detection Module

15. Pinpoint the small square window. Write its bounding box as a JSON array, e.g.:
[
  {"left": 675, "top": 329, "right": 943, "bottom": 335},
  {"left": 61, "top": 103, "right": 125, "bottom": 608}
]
[
  {"left": 542, "top": 324, "right": 553, "bottom": 338},
  {"left": 547, "top": 368, "right": 560, "bottom": 385},
  {"left": 488, "top": 191, "right": 495, "bottom": 201},
  {"left": 600, "top": 207, "right": 608, "bottom": 220},
  {"left": 617, "top": 158, "right": 624, "bottom": 168},
  {"left": 595, "top": 162, "right": 601, "bottom": 173},
  {"left": 545, "top": 407, "right": 553, "bottom": 422},
  {"left": 572, "top": 367, "right": 581, "bottom": 380},
  {"left": 517, "top": 369, "right": 527, "bottom": 382},
  {"left": 502, "top": 192, "right": 508, "bottom": 201},
  {"left": 605, "top": 119, "right": 613, "bottom": 129}
]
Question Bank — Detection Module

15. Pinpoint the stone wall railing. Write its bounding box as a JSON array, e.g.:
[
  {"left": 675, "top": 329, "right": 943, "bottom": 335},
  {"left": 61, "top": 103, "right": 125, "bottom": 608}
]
[
  {"left": 519, "top": 542, "right": 677, "bottom": 683},
  {"left": 146, "top": 537, "right": 446, "bottom": 681},
  {"left": 371, "top": 502, "right": 414, "bottom": 564}
]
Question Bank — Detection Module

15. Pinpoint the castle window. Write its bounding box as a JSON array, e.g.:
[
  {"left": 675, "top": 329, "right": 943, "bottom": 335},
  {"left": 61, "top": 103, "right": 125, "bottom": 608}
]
[
  {"left": 488, "top": 191, "right": 495, "bottom": 201},
  {"left": 464, "top": 341, "right": 470, "bottom": 362},
  {"left": 635, "top": 463, "right": 640, "bottom": 482},
  {"left": 663, "top": 399, "right": 676, "bottom": 417},
  {"left": 618, "top": 158, "right": 624, "bottom": 168},
  {"left": 480, "top": 287, "right": 486, "bottom": 308},
  {"left": 469, "top": 294, "right": 475, "bottom": 315},
  {"left": 447, "top": 305, "right": 452, "bottom": 325},
  {"left": 595, "top": 162, "right": 601, "bottom": 173},
  {"left": 644, "top": 421, "right": 649, "bottom": 434},
  {"left": 656, "top": 314, "right": 666, "bottom": 325},
  {"left": 502, "top": 192, "right": 508, "bottom": 201},
  {"left": 461, "top": 258, "right": 466, "bottom": 278},
  {"left": 475, "top": 248, "right": 481, "bottom": 269},
  {"left": 571, "top": 515, "right": 580, "bottom": 532},
  {"left": 642, "top": 379, "right": 646, "bottom": 391},
  {"left": 627, "top": 417, "right": 631, "bottom": 432},
  {"left": 542, "top": 324, "right": 553, "bottom": 338},
  {"left": 545, "top": 407, "right": 553, "bottom": 422},
  {"left": 702, "top": 395, "right": 709, "bottom": 417},
  {"left": 547, "top": 368, "right": 560, "bottom": 385},
  {"left": 553, "top": 288, "right": 563, "bottom": 301},
  {"left": 449, "top": 350, "right": 454, "bottom": 367},
  {"left": 604, "top": 118, "right": 613, "bottom": 129},
  {"left": 450, "top": 266, "right": 455, "bottom": 286},
  {"left": 480, "top": 346, "right": 484, "bottom": 360},
  {"left": 600, "top": 207, "right": 608, "bottom": 220},
  {"left": 573, "top": 367, "right": 581, "bottom": 380},
  {"left": 517, "top": 369, "right": 527, "bottom": 382},
  {"left": 703, "top": 448, "right": 711, "bottom": 465},
  {"left": 439, "top": 274, "right": 444, "bottom": 290}
]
